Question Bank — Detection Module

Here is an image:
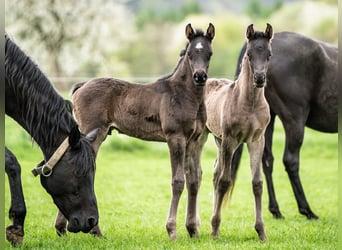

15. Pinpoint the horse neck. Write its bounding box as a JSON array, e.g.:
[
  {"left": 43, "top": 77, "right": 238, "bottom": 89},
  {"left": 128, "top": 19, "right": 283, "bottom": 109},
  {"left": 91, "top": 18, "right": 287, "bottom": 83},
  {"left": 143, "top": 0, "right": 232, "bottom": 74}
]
[
  {"left": 6, "top": 73, "right": 75, "bottom": 159},
  {"left": 236, "top": 56, "right": 265, "bottom": 109},
  {"left": 169, "top": 56, "right": 204, "bottom": 97}
]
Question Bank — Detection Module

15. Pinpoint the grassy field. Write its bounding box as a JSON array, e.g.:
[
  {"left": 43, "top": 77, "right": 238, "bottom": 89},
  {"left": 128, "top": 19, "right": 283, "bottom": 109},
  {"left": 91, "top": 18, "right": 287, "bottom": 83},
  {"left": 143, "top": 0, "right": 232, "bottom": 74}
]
[{"left": 5, "top": 116, "right": 338, "bottom": 249}]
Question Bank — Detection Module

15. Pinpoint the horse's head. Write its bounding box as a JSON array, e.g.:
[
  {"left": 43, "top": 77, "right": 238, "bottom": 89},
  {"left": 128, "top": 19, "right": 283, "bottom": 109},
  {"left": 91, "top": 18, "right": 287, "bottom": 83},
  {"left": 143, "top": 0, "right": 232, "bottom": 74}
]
[
  {"left": 39, "top": 126, "right": 99, "bottom": 234},
  {"left": 245, "top": 23, "right": 273, "bottom": 88},
  {"left": 185, "top": 23, "right": 215, "bottom": 86}
]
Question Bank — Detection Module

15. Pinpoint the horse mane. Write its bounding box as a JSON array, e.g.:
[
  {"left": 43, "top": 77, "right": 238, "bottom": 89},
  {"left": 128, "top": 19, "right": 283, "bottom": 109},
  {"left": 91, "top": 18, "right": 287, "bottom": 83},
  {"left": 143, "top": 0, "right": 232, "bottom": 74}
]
[
  {"left": 157, "top": 48, "right": 186, "bottom": 81},
  {"left": 5, "top": 34, "right": 96, "bottom": 174}
]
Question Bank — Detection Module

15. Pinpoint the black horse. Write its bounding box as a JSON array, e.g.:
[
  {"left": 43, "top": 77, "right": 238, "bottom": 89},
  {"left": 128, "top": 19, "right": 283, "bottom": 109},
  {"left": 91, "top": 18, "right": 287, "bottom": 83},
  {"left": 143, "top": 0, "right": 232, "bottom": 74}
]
[
  {"left": 232, "top": 31, "right": 337, "bottom": 219},
  {"left": 5, "top": 34, "right": 100, "bottom": 245}
]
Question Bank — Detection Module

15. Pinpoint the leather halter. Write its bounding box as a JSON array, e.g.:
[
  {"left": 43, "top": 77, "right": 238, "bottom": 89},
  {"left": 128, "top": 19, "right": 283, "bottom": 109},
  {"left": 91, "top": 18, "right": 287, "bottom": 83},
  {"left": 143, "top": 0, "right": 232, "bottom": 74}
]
[{"left": 32, "top": 137, "right": 69, "bottom": 177}]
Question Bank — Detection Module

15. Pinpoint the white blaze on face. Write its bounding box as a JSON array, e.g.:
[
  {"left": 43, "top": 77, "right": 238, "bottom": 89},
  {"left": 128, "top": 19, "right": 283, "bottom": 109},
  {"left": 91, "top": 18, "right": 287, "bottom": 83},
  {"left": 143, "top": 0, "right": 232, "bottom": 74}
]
[{"left": 195, "top": 42, "right": 203, "bottom": 50}]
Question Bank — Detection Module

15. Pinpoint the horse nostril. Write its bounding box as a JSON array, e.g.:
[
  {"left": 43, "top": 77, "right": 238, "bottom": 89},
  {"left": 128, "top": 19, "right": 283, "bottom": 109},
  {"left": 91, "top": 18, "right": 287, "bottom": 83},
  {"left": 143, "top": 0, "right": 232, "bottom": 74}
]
[
  {"left": 73, "top": 216, "right": 80, "bottom": 227},
  {"left": 88, "top": 217, "right": 97, "bottom": 228}
]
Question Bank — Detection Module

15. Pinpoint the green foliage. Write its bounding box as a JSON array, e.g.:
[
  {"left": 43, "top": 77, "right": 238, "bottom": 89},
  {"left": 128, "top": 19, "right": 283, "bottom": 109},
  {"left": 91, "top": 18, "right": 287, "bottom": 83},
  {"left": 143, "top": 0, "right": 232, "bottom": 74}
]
[
  {"left": 136, "top": 1, "right": 202, "bottom": 30},
  {"left": 4, "top": 116, "right": 338, "bottom": 249},
  {"left": 245, "top": 0, "right": 283, "bottom": 18}
]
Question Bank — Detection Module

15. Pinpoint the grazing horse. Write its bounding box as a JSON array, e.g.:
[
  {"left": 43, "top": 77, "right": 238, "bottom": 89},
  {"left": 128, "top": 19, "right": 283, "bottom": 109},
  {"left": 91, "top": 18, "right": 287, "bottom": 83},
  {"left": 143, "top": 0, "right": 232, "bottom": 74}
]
[
  {"left": 5, "top": 34, "right": 99, "bottom": 245},
  {"left": 199, "top": 24, "right": 273, "bottom": 240},
  {"left": 66, "top": 23, "right": 215, "bottom": 240},
  {"left": 233, "top": 31, "right": 338, "bottom": 219}
]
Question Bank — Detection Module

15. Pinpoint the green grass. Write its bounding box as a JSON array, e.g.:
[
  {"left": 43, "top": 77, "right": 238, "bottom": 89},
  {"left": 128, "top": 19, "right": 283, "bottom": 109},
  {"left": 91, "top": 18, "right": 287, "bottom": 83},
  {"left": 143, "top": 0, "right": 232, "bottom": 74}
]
[{"left": 5, "top": 117, "right": 338, "bottom": 249}]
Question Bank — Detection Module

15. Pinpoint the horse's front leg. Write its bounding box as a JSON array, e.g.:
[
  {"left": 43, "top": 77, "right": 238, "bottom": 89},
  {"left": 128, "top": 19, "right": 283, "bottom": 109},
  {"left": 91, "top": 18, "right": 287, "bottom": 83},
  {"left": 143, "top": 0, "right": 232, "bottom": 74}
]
[
  {"left": 5, "top": 147, "right": 26, "bottom": 246},
  {"left": 211, "top": 135, "right": 236, "bottom": 237},
  {"left": 184, "top": 131, "right": 208, "bottom": 237},
  {"left": 165, "top": 136, "right": 186, "bottom": 240},
  {"left": 55, "top": 210, "right": 67, "bottom": 236},
  {"left": 247, "top": 137, "right": 268, "bottom": 241}
]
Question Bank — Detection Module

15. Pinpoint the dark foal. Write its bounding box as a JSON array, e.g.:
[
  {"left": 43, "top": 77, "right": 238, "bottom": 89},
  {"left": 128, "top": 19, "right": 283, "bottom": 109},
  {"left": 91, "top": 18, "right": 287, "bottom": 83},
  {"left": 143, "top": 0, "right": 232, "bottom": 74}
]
[{"left": 55, "top": 23, "right": 215, "bottom": 240}]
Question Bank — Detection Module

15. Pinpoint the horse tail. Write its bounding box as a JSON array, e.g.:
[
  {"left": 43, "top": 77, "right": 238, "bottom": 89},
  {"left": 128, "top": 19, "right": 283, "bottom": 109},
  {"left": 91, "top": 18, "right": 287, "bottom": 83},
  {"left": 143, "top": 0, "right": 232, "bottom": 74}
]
[
  {"left": 223, "top": 144, "right": 244, "bottom": 206},
  {"left": 71, "top": 82, "right": 86, "bottom": 95}
]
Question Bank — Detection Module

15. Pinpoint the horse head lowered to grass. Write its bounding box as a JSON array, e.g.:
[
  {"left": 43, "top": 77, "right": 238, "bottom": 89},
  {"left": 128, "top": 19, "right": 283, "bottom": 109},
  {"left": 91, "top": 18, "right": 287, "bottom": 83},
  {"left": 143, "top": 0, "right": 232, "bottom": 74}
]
[
  {"left": 65, "top": 23, "right": 215, "bottom": 240},
  {"left": 5, "top": 34, "right": 99, "bottom": 245}
]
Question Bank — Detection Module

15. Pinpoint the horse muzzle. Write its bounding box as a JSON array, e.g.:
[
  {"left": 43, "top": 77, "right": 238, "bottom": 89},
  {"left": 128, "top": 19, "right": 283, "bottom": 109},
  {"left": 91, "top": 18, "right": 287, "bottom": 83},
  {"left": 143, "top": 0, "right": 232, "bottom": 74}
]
[
  {"left": 67, "top": 214, "right": 98, "bottom": 233},
  {"left": 193, "top": 70, "right": 207, "bottom": 86},
  {"left": 253, "top": 73, "right": 266, "bottom": 88}
]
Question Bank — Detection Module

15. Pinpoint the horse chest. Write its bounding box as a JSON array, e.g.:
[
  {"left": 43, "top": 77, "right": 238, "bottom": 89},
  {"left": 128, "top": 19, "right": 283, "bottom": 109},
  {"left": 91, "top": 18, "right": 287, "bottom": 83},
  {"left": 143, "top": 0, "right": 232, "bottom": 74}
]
[{"left": 229, "top": 112, "right": 267, "bottom": 143}]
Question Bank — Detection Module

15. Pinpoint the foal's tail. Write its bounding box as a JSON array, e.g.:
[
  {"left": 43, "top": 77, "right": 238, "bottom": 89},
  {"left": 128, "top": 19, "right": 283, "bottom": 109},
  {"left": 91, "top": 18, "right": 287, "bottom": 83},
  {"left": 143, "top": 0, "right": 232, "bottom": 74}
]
[{"left": 223, "top": 144, "right": 244, "bottom": 206}]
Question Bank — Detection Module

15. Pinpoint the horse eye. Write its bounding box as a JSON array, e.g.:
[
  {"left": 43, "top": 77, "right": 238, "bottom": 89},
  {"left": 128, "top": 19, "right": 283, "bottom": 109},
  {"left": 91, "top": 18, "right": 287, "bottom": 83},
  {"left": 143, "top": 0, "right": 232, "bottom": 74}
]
[{"left": 187, "top": 52, "right": 193, "bottom": 60}]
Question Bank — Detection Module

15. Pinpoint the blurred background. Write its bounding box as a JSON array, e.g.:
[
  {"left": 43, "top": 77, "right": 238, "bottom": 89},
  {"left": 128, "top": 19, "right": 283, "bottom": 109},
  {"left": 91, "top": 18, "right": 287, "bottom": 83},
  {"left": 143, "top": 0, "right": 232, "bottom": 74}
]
[{"left": 5, "top": 0, "right": 338, "bottom": 91}]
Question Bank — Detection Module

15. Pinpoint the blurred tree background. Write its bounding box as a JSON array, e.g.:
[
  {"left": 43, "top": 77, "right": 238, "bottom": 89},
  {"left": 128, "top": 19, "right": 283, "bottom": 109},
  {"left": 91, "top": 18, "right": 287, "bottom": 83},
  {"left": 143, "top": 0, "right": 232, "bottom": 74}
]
[{"left": 5, "top": 0, "right": 338, "bottom": 91}]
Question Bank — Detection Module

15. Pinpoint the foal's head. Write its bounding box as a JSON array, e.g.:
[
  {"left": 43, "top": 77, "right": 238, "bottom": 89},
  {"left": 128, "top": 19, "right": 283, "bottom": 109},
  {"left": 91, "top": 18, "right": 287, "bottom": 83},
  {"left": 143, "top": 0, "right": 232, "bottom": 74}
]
[
  {"left": 245, "top": 23, "right": 273, "bottom": 88},
  {"left": 185, "top": 23, "right": 215, "bottom": 86}
]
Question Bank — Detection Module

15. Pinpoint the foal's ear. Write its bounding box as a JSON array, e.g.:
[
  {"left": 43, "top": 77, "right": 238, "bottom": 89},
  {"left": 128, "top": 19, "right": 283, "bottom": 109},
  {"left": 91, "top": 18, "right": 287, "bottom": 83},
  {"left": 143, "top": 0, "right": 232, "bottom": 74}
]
[
  {"left": 69, "top": 126, "right": 81, "bottom": 149},
  {"left": 185, "top": 23, "right": 195, "bottom": 41},
  {"left": 206, "top": 23, "right": 215, "bottom": 41},
  {"left": 246, "top": 24, "right": 254, "bottom": 40},
  {"left": 85, "top": 128, "right": 99, "bottom": 143},
  {"left": 265, "top": 23, "right": 273, "bottom": 40}
]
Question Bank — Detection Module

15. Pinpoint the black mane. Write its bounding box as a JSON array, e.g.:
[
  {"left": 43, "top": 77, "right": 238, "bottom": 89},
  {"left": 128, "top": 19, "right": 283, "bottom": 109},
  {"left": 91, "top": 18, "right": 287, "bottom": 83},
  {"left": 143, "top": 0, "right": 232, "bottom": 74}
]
[
  {"left": 5, "top": 35, "right": 76, "bottom": 148},
  {"left": 5, "top": 34, "right": 95, "bottom": 174}
]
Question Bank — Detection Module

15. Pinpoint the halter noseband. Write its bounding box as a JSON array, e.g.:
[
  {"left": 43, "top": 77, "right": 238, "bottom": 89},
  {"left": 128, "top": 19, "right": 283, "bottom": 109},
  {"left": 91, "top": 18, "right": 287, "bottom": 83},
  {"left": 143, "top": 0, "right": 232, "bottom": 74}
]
[{"left": 32, "top": 137, "right": 69, "bottom": 177}]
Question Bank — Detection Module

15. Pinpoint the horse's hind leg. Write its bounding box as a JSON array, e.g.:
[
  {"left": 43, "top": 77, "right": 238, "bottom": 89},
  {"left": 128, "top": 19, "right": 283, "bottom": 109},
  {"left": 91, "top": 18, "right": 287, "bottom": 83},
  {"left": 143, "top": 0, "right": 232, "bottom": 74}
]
[
  {"left": 282, "top": 119, "right": 318, "bottom": 219},
  {"left": 262, "top": 113, "right": 284, "bottom": 218},
  {"left": 165, "top": 136, "right": 186, "bottom": 240},
  {"left": 5, "top": 147, "right": 26, "bottom": 245},
  {"left": 211, "top": 136, "right": 235, "bottom": 237},
  {"left": 247, "top": 139, "right": 267, "bottom": 241}
]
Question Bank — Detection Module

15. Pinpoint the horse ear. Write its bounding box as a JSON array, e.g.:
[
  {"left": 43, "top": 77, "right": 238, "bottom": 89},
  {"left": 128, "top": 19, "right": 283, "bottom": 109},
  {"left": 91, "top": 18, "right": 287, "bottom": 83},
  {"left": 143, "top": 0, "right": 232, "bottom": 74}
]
[
  {"left": 265, "top": 23, "right": 273, "bottom": 40},
  {"left": 246, "top": 24, "right": 254, "bottom": 40},
  {"left": 69, "top": 126, "right": 81, "bottom": 149},
  {"left": 206, "top": 23, "right": 215, "bottom": 41},
  {"left": 185, "top": 23, "right": 195, "bottom": 41},
  {"left": 85, "top": 128, "right": 99, "bottom": 143}
]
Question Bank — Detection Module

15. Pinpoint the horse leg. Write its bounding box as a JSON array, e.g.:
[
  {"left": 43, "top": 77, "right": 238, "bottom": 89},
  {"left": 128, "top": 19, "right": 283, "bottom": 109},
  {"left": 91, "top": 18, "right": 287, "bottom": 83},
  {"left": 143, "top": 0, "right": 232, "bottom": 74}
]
[
  {"left": 282, "top": 120, "right": 318, "bottom": 219},
  {"left": 5, "top": 147, "right": 26, "bottom": 245},
  {"left": 262, "top": 113, "right": 284, "bottom": 218},
  {"left": 165, "top": 136, "right": 186, "bottom": 240},
  {"left": 211, "top": 136, "right": 236, "bottom": 237},
  {"left": 184, "top": 131, "right": 208, "bottom": 237},
  {"left": 55, "top": 210, "right": 67, "bottom": 236},
  {"left": 247, "top": 139, "right": 267, "bottom": 241}
]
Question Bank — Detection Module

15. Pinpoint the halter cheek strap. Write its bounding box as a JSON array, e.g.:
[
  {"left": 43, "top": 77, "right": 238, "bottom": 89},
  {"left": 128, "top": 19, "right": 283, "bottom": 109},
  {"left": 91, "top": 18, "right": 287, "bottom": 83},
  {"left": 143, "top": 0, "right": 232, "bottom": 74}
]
[{"left": 32, "top": 137, "right": 69, "bottom": 177}]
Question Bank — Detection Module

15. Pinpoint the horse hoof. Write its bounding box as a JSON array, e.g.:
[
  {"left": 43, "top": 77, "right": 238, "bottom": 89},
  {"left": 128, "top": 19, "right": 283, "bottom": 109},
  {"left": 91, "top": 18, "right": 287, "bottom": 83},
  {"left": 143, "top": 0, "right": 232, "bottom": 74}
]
[
  {"left": 56, "top": 227, "right": 67, "bottom": 237},
  {"left": 211, "top": 229, "right": 219, "bottom": 238},
  {"left": 168, "top": 230, "right": 177, "bottom": 241},
  {"left": 6, "top": 225, "right": 24, "bottom": 245},
  {"left": 299, "top": 208, "right": 319, "bottom": 220},
  {"left": 259, "top": 233, "right": 268, "bottom": 241},
  {"left": 306, "top": 213, "right": 319, "bottom": 220},
  {"left": 272, "top": 212, "right": 285, "bottom": 219},
  {"left": 89, "top": 226, "right": 103, "bottom": 237}
]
